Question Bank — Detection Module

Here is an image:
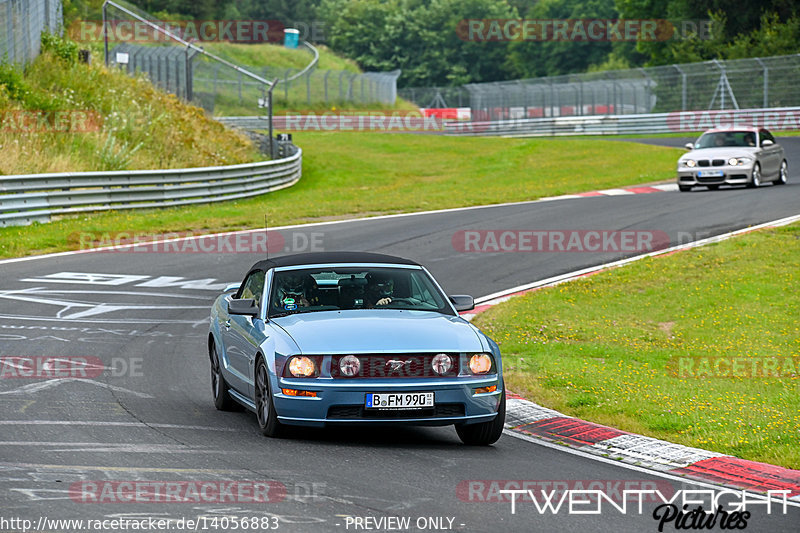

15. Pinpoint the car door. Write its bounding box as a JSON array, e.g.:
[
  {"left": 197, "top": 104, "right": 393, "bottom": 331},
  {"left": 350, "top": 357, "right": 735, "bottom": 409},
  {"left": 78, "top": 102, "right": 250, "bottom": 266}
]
[
  {"left": 223, "top": 269, "right": 266, "bottom": 397},
  {"left": 759, "top": 129, "right": 781, "bottom": 177}
]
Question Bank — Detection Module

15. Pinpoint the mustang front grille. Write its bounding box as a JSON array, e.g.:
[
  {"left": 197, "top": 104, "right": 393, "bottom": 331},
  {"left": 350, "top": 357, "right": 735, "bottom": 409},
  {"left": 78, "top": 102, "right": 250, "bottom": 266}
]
[{"left": 330, "top": 354, "right": 460, "bottom": 379}]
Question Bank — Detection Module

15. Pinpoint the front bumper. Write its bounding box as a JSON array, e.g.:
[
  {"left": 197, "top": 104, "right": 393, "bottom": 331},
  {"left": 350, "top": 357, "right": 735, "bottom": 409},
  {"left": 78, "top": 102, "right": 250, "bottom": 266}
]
[
  {"left": 677, "top": 165, "right": 753, "bottom": 187},
  {"left": 272, "top": 375, "right": 502, "bottom": 427}
]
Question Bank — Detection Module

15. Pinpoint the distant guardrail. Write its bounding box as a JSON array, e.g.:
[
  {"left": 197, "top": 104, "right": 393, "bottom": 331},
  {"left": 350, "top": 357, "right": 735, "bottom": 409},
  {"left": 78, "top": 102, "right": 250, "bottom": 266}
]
[
  {"left": 0, "top": 147, "right": 301, "bottom": 227},
  {"left": 442, "top": 107, "right": 800, "bottom": 137}
]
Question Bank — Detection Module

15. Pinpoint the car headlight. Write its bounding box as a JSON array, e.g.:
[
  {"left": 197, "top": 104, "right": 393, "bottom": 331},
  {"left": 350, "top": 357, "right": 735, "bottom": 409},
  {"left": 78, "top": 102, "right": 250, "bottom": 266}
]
[
  {"left": 469, "top": 353, "right": 493, "bottom": 374},
  {"left": 431, "top": 353, "right": 453, "bottom": 375},
  {"left": 681, "top": 159, "right": 696, "bottom": 168},
  {"left": 288, "top": 356, "right": 316, "bottom": 377},
  {"left": 727, "top": 157, "right": 751, "bottom": 166},
  {"left": 339, "top": 355, "right": 361, "bottom": 377}
]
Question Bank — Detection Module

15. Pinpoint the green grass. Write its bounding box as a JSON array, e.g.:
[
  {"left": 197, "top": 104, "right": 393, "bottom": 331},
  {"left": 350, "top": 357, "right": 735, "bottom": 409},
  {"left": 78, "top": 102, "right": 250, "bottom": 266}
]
[
  {"left": 203, "top": 42, "right": 361, "bottom": 74},
  {"left": 0, "top": 133, "right": 681, "bottom": 258},
  {"left": 474, "top": 224, "right": 800, "bottom": 468}
]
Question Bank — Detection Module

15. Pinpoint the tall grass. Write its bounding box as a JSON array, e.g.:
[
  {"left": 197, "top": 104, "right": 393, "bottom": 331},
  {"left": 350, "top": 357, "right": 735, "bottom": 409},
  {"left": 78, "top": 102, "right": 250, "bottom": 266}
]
[{"left": 0, "top": 33, "right": 261, "bottom": 176}]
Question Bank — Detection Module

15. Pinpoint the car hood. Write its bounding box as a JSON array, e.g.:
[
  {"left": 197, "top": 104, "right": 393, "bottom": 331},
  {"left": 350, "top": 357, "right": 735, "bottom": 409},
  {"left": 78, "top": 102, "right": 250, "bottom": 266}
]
[
  {"left": 682, "top": 147, "right": 759, "bottom": 160},
  {"left": 272, "top": 310, "right": 484, "bottom": 354}
]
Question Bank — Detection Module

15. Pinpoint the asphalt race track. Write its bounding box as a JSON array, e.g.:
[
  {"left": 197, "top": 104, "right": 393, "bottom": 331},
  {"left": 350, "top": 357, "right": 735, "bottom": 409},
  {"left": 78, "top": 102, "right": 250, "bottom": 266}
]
[{"left": 1, "top": 138, "right": 799, "bottom": 532}]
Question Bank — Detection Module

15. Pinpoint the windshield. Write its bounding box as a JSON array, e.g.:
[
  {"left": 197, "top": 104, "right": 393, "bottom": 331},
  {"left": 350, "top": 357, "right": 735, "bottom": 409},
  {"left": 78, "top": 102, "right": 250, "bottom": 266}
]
[
  {"left": 268, "top": 267, "right": 451, "bottom": 317},
  {"left": 694, "top": 131, "right": 757, "bottom": 149}
]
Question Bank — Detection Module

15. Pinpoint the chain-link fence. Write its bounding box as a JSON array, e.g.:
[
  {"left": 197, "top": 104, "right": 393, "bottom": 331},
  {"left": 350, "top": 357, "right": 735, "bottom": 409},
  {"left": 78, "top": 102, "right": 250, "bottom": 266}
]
[
  {"left": 398, "top": 86, "right": 470, "bottom": 109},
  {"left": 102, "top": 0, "right": 399, "bottom": 116},
  {"left": 0, "top": 0, "right": 62, "bottom": 65},
  {"left": 402, "top": 55, "right": 800, "bottom": 121},
  {"left": 190, "top": 63, "right": 401, "bottom": 114}
]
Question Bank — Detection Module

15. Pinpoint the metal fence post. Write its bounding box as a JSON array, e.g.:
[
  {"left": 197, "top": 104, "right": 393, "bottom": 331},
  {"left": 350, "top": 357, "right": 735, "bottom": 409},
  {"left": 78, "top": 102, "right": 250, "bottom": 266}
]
[
  {"left": 755, "top": 57, "right": 768, "bottom": 108},
  {"left": 103, "top": 2, "right": 109, "bottom": 66},
  {"left": 306, "top": 69, "right": 311, "bottom": 105}
]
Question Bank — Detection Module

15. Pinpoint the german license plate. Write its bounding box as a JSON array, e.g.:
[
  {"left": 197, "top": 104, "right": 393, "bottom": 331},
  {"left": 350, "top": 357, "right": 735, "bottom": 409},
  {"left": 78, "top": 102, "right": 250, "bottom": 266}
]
[
  {"left": 366, "top": 392, "right": 434, "bottom": 409},
  {"left": 697, "top": 170, "right": 723, "bottom": 177}
]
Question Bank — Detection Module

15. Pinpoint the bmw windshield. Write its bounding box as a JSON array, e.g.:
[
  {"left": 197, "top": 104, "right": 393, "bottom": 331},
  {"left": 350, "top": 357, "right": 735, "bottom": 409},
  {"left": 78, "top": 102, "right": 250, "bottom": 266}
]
[
  {"left": 694, "top": 131, "right": 756, "bottom": 149},
  {"left": 268, "top": 266, "right": 452, "bottom": 317}
]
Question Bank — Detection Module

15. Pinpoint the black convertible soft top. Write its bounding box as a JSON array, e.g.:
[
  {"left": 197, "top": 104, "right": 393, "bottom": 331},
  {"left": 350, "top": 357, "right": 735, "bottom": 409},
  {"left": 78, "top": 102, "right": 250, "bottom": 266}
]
[{"left": 250, "top": 251, "right": 420, "bottom": 271}]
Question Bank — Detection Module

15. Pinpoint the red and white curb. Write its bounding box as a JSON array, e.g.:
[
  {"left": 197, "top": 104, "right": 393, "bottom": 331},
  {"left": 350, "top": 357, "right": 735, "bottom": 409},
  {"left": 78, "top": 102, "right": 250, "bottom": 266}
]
[
  {"left": 539, "top": 183, "right": 677, "bottom": 201},
  {"left": 461, "top": 213, "right": 800, "bottom": 500},
  {"left": 503, "top": 393, "right": 800, "bottom": 501}
]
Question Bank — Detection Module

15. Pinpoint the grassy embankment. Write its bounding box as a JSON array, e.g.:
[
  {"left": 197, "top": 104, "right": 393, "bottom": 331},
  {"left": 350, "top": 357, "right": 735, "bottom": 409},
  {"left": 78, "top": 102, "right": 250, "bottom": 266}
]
[
  {"left": 474, "top": 224, "right": 800, "bottom": 468},
  {"left": 0, "top": 34, "right": 260, "bottom": 175}
]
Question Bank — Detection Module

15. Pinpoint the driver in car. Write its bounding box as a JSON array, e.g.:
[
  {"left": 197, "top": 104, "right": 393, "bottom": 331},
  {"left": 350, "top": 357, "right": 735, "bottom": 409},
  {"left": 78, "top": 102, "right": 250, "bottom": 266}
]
[
  {"left": 365, "top": 272, "right": 395, "bottom": 307},
  {"left": 274, "top": 273, "right": 316, "bottom": 311}
]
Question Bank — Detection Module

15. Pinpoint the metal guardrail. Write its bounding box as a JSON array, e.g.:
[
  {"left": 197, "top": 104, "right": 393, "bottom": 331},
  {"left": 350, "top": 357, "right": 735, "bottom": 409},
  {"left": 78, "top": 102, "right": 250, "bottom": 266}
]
[
  {"left": 0, "top": 147, "right": 301, "bottom": 227},
  {"left": 443, "top": 107, "right": 800, "bottom": 137}
]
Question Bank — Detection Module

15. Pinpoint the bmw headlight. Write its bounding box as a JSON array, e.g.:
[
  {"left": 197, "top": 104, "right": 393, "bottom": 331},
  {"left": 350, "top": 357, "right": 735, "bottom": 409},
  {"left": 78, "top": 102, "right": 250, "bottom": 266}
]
[
  {"left": 469, "top": 353, "right": 493, "bottom": 374},
  {"left": 288, "top": 356, "right": 317, "bottom": 377},
  {"left": 681, "top": 159, "right": 696, "bottom": 168},
  {"left": 727, "top": 157, "right": 751, "bottom": 166}
]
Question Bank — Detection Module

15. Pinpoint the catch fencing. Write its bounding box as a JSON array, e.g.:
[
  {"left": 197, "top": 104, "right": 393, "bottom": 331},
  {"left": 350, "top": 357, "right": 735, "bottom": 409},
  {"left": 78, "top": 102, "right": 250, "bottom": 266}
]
[
  {"left": 403, "top": 54, "right": 800, "bottom": 122},
  {"left": 443, "top": 107, "right": 800, "bottom": 137},
  {"left": 101, "top": 1, "right": 400, "bottom": 115},
  {"left": 0, "top": 0, "right": 62, "bottom": 65}
]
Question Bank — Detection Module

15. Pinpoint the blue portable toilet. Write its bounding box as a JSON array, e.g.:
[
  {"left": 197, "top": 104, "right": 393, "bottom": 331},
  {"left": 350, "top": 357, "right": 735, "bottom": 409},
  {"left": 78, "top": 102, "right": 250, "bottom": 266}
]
[{"left": 284, "top": 29, "right": 300, "bottom": 49}]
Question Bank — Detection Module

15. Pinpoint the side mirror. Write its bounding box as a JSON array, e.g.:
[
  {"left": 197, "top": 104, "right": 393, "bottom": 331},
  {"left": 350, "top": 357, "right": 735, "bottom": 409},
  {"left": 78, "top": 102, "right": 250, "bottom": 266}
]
[
  {"left": 228, "top": 298, "right": 259, "bottom": 316},
  {"left": 684, "top": 143, "right": 694, "bottom": 150},
  {"left": 449, "top": 295, "right": 475, "bottom": 312},
  {"left": 761, "top": 139, "right": 774, "bottom": 146}
]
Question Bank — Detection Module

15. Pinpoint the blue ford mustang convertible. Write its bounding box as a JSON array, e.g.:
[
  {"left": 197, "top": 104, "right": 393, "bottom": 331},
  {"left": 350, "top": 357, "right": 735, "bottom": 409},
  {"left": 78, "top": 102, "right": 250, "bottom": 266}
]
[{"left": 207, "top": 252, "right": 505, "bottom": 445}]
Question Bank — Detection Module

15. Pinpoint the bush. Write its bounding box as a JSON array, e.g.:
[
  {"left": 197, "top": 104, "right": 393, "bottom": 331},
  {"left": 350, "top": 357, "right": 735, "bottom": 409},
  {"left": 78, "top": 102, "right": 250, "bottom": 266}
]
[{"left": 41, "top": 32, "right": 80, "bottom": 64}]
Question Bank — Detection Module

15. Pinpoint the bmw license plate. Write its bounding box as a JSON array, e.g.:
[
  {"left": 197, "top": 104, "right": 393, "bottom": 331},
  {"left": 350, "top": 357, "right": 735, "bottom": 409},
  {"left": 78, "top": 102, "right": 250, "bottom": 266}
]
[
  {"left": 697, "top": 170, "right": 724, "bottom": 178},
  {"left": 366, "top": 392, "right": 434, "bottom": 409}
]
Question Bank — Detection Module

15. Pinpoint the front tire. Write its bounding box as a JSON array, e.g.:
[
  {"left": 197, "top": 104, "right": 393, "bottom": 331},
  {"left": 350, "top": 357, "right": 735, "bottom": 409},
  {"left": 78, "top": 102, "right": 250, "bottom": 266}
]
[
  {"left": 254, "top": 357, "right": 283, "bottom": 437},
  {"left": 456, "top": 389, "right": 505, "bottom": 446},
  {"left": 678, "top": 185, "right": 692, "bottom": 192},
  {"left": 748, "top": 163, "right": 761, "bottom": 188},
  {"left": 775, "top": 160, "right": 788, "bottom": 185},
  {"left": 210, "top": 342, "right": 236, "bottom": 411}
]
